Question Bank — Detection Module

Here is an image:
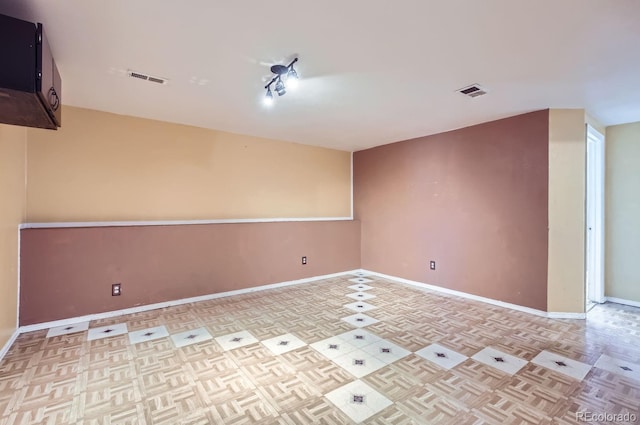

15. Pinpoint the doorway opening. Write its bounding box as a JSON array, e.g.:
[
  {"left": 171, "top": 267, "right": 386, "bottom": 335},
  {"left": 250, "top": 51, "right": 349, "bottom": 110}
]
[{"left": 586, "top": 125, "right": 605, "bottom": 311}]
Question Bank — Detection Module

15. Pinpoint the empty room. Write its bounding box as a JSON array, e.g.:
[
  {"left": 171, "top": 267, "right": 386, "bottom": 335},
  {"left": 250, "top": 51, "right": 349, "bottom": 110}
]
[{"left": 1, "top": 1, "right": 639, "bottom": 424}]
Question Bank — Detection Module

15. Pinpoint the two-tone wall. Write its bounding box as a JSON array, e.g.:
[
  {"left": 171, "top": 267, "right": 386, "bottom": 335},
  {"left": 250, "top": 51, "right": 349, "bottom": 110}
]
[
  {"left": 18, "top": 106, "right": 357, "bottom": 325},
  {"left": 14, "top": 106, "right": 595, "bottom": 328},
  {"left": 354, "top": 111, "right": 550, "bottom": 311},
  {"left": 0, "top": 124, "right": 27, "bottom": 349},
  {"left": 606, "top": 121, "right": 640, "bottom": 304}
]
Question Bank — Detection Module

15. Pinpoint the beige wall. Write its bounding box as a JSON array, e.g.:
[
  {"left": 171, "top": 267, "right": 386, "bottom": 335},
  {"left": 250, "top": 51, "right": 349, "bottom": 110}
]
[
  {"left": 547, "top": 109, "right": 586, "bottom": 313},
  {"left": 0, "top": 124, "right": 27, "bottom": 349},
  {"left": 605, "top": 121, "right": 640, "bottom": 303},
  {"left": 26, "top": 106, "right": 351, "bottom": 222}
]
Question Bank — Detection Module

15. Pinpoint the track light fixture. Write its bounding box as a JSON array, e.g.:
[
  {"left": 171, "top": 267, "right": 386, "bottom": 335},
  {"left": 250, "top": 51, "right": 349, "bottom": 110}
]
[{"left": 263, "top": 58, "right": 299, "bottom": 106}]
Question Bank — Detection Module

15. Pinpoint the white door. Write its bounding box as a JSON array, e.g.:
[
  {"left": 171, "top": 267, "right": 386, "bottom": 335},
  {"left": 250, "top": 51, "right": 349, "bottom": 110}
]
[{"left": 586, "top": 125, "right": 605, "bottom": 305}]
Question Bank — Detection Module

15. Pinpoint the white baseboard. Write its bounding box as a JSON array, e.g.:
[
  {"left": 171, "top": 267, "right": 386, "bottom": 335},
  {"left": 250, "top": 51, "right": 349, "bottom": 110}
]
[
  {"left": 12, "top": 266, "right": 592, "bottom": 350},
  {"left": 606, "top": 297, "right": 640, "bottom": 308},
  {"left": 546, "top": 312, "right": 587, "bottom": 319},
  {"left": 0, "top": 328, "right": 20, "bottom": 363},
  {"left": 19, "top": 269, "right": 360, "bottom": 333},
  {"left": 361, "top": 269, "right": 586, "bottom": 320}
]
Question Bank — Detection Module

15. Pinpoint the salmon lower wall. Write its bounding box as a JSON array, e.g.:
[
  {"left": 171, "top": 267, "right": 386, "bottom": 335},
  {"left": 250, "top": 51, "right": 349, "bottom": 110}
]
[{"left": 19, "top": 220, "right": 360, "bottom": 325}]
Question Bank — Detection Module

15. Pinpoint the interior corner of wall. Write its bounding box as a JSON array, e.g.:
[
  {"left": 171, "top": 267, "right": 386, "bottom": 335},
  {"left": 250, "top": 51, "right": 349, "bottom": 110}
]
[{"left": 585, "top": 112, "right": 606, "bottom": 136}]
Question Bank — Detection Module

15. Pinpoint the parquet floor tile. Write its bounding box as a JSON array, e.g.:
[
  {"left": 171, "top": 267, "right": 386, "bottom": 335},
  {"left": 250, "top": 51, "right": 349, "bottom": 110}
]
[
  {"left": 395, "top": 386, "right": 468, "bottom": 424},
  {"left": 1, "top": 275, "right": 639, "bottom": 424}
]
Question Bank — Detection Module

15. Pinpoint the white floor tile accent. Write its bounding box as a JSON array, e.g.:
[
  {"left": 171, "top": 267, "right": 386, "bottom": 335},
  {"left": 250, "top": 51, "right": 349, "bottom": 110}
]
[
  {"left": 531, "top": 350, "right": 593, "bottom": 381},
  {"left": 472, "top": 347, "right": 528, "bottom": 375},
  {"left": 341, "top": 313, "right": 380, "bottom": 328},
  {"left": 337, "top": 329, "right": 383, "bottom": 348},
  {"left": 594, "top": 354, "right": 640, "bottom": 381},
  {"left": 348, "top": 278, "right": 374, "bottom": 284},
  {"left": 214, "top": 330, "right": 259, "bottom": 351},
  {"left": 347, "top": 283, "right": 374, "bottom": 292},
  {"left": 261, "top": 333, "right": 307, "bottom": 355},
  {"left": 128, "top": 326, "right": 169, "bottom": 344},
  {"left": 361, "top": 340, "right": 411, "bottom": 364},
  {"left": 170, "top": 327, "right": 213, "bottom": 348},
  {"left": 87, "top": 323, "right": 128, "bottom": 341},
  {"left": 415, "top": 343, "right": 469, "bottom": 370},
  {"left": 346, "top": 292, "right": 376, "bottom": 301},
  {"left": 351, "top": 272, "right": 370, "bottom": 278},
  {"left": 332, "top": 350, "right": 387, "bottom": 378},
  {"left": 46, "top": 321, "right": 89, "bottom": 338},
  {"left": 310, "top": 336, "right": 358, "bottom": 360},
  {"left": 343, "top": 301, "right": 377, "bottom": 313},
  {"left": 325, "top": 379, "right": 392, "bottom": 423}
]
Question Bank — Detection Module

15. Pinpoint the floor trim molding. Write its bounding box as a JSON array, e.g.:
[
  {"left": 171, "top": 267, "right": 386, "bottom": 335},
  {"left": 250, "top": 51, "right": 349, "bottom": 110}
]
[
  {"left": 546, "top": 312, "right": 587, "bottom": 319},
  {"left": 361, "top": 269, "right": 586, "bottom": 320},
  {"left": 19, "top": 269, "right": 360, "bottom": 333},
  {"left": 0, "top": 328, "right": 20, "bottom": 363},
  {"left": 12, "top": 267, "right": 591, "bottom": 347},
  {"left": 606, "top": 297, "right": 640, "bottom": 308}
]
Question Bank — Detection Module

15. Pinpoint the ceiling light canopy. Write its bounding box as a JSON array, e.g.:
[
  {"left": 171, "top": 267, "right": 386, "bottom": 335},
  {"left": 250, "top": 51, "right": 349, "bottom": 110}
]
[{"left": 263, "top": 57, "right": 299, "bottom": 106}]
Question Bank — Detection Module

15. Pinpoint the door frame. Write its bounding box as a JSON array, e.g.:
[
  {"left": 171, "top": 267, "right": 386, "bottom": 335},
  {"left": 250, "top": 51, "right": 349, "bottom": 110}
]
[{"left": 585, "top": 124, "right": 606, "bottom": 305}]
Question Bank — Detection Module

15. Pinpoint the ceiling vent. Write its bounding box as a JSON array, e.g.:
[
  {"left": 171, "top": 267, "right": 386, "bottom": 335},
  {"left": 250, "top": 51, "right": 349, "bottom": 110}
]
[
  {"left": 127, "top": 70, "right": 168, "bottom": 85},
  {"left": 457, "top": 84, "right": 487, "bottom": 98}
]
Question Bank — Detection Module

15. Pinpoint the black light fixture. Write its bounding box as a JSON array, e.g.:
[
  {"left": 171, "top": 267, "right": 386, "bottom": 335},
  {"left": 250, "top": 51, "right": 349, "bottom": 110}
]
[{"left": 263, "top": 57, "right": 299, "bottom": 105}]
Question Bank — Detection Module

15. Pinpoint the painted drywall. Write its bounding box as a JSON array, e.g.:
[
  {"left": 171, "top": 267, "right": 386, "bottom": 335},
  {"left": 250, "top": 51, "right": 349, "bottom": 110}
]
[
  {"left": 606, "top": 121, "right": 640, "bottom": 303},
  {"left": 354, "top": 110, "right": 549, "bottom": 311},
  {"left": 20, "top": 220, "right": 360, "bottom": 325},
  {"left": 0, "top": 124, "right": 27, "bottom": 348},
  {"left": 26, "top": 106, "right": 351, "bottom": 222},
  {"left": 547, "top": 109, "right": 586, "bottom": 313}
]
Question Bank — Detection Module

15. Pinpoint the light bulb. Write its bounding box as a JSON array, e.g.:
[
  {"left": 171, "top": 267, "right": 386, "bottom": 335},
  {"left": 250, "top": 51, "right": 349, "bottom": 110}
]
[
  {"left": 287, "top": 77, "right": 298, "bottom": 90},
  {"left": 264, "top": 88, "right": 274, "bottom": 106},
  {"left": 287, "top": 68, "right": 299, "bottom": 90}
]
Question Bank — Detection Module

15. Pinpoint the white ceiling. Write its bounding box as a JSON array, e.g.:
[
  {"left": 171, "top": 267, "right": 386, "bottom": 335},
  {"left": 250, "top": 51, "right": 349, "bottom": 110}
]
[{"left": 2, "top": 0, "right": 640, "bottom": 151}]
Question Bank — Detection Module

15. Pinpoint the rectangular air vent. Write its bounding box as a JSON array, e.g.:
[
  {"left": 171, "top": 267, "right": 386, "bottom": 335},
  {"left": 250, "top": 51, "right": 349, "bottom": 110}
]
[
  {"left": 457, "top": 84, "right": 487, "bottom": 98},
  {"left": 127, "top": 70, "right": 168, "bottom": 85},
  {"left": 129, "top": 72, "right": 148, "bottom": 80}
]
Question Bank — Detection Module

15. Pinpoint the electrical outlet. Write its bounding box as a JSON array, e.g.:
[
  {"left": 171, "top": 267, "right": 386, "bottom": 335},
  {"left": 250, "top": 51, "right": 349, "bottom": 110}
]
[
  {"left": 302, "top": 256, "right": 307, "bottom": 265},
  {"left": 429, "top": 261, "right": 436, "bottom": 270},
  {"left": 112, "top": 283, "right": 122, "bottom": 296}
]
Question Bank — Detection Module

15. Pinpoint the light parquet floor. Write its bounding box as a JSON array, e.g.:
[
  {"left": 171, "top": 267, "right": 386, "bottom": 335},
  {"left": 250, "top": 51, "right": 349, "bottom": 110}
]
[{"left": 1, "top": 275, "right": 639, "bottom": 424}]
